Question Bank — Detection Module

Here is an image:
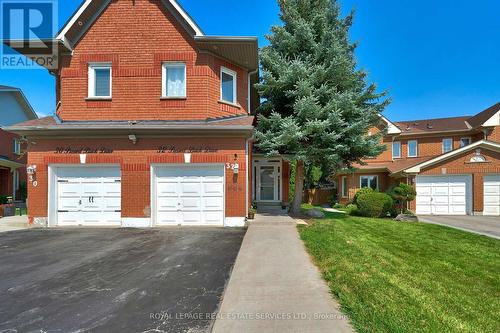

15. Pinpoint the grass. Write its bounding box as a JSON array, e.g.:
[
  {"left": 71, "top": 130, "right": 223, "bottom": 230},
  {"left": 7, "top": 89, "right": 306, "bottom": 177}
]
[{"left": 298, "top": 205, "right": 500, "bottom": 333}]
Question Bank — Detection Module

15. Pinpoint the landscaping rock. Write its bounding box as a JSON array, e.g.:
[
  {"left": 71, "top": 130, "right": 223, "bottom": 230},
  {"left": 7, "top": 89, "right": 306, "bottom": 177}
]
[
  {"left": 305, "top": 208, "right": 325, "bottom": 218},
  {"left": 394, "top": 214, "right": 419, "bottom": 222}
]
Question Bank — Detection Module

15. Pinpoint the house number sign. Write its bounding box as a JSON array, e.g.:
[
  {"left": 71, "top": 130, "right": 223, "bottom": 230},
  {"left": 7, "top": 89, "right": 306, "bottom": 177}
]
[
  {"left": 157, "top": 145, "right": 218, "bottom": 153},
  {"left": 55, "top": 147, "right": 113, "bottom": 154}
]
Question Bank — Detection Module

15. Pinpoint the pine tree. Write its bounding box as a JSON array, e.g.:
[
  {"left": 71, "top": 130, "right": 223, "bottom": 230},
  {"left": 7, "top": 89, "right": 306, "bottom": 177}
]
[{"left": 255, "top": 0, "right": 389, "bottom": 214}]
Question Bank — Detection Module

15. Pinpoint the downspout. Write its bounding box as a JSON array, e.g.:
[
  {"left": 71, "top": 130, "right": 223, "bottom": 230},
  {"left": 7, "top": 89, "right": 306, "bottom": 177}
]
[{"left": 246, "top": 69, "right": 258, "bottom": 217}]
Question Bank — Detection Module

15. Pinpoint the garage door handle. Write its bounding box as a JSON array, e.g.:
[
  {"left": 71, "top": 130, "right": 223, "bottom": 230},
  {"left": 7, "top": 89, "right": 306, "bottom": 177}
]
[{"left": 58, "top": 210, "right": 69, "bottom": 212}]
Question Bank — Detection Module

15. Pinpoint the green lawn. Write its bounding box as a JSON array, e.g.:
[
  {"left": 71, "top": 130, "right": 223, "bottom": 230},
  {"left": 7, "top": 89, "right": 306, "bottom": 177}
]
[{"left": 298, "top": 206, "right": 500, "bottom": 333}]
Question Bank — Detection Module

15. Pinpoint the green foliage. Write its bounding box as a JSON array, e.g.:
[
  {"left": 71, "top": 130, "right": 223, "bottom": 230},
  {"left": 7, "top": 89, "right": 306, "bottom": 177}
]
[
  {"left": 356, "top": 192, "right": 393, "bottom": 218},
  {"left": 346, "top": 203, "right": 358, "bottom": 215},
  {"left": 0, "top": 195, "right": 8, "bottom": 204},
  {"left": 255, "top": 0, "right": 389, "bottom": 172},
  {"left": 388, "top": 183, "right": 417, "bottom": 213},
  {"left": 333, "top": 203, "right": 345, "bottom": 209},
  {"left": 353, "top": 187, "right": 375, "bottom": 205}
]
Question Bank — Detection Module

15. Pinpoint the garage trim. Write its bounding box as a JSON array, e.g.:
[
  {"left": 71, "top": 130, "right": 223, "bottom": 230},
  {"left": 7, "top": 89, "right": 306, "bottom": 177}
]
[
  {"left": 150, "top": 163, "right": 226, "bottom": 227},
  {"left": 48, "top": 164, "right": 122, "bottom": 227}
]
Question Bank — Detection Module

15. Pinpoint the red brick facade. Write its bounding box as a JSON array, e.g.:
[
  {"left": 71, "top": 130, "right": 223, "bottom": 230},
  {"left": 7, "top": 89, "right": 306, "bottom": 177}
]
[{"left": 0, "top": 129, "right": 27, "bottom": 199}]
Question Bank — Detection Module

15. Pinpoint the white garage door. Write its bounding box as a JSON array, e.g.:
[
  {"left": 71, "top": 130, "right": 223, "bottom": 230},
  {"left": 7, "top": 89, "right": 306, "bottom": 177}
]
[
  {"left": 56, "top": 167, "right": 121, "bottom": 226},
  {"left": 484, "top": 175, "right": 500, "bottom": 216},
  {"left": 154, "top": 165, "right": 224, "bottom": 226},
  {"left": 416, "top": 175, "right": 471, "bottom": 215}
]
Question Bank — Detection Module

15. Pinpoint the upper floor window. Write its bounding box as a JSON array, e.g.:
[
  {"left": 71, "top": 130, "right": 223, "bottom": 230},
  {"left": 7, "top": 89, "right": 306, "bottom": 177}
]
[
  {"left": 442, "top": 138, "right": 453, "bottom": 153},
  {"left": 408, "top": 140, "right": 418, "bottom": 157},
  {"left": 88, "top": 63, "right": 112, "bottom": 98},
  {"left": 360, "top": 175, "right": 378, "bottom": 190},
  {"left": 392, "top": 141, "right": 401, "bottom": 159},
  {"left": 162, "top": 63, "right": 186, "bottom": 98},
  {"left": 221, "top": 67, "right": 237, "bottom": 104},
  {"left": 13, "top": 138, "right": 21, "bottom": 155},
  {"left": 460, "top": 137, "right": 471, "bottom": 148}
]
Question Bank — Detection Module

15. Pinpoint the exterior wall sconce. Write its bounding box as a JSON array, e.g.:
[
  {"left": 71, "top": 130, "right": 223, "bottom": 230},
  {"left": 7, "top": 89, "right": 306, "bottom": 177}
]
[{"left": 128, "top": 134, "right": 137, "bottom": 144}]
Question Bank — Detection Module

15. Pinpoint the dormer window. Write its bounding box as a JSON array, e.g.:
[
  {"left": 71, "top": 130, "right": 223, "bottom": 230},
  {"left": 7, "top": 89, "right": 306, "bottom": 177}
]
[
  {"left": 162, "top": 62, "right": 186, "bottom": 98},
  {"left": 221, "top": 67, "right": 237, "bottom": 104},
  {"left": 88, "top": 63, "right": 112, "bottom": 98}
]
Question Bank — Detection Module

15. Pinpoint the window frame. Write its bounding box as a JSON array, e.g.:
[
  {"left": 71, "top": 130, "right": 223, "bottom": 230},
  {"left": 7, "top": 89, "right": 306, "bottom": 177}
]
[
  {"left": 220, "top": 66, "right": 237, "bottom": 104},
  {"left": 161, "top": 62, "right": 187, "bottom": 98},
  {"left": 360, "top": 175, "right": 378, "bottom": 190},
  {"left": 341, "top": 176, "right": 348, "bottom": 198},
  {"left": 88, "top": 63, "right": 112, "bottom": 99},
  {"left": 442, "top": 138, "right": 453, "bottom": 153},
  {"left": 392, "top": 141, "right": 401, "bottom": 159},
  {"left": 459, "top": 137, "right": 471, "bottom": 148},
  {"left": 13, "top": 138, "right": 21, "bottom": 155},
  {"left": 407, "top": 140, "right": 418, "bottom": 157}
]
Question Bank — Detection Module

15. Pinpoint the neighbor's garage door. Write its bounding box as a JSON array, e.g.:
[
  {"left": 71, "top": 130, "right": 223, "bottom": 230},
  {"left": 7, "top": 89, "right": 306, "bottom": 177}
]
[
  {"left": 483, "top": 175, "right": 500, "bottom": 216},
  {"left": 57, "top": 167, "right": 121, "bottom": 226},
  {"left": 154, "top": 165, "right": 224, "bottom": 226},
  {"left": 416, "top": 175, "right": 471, "bottom": 215}
]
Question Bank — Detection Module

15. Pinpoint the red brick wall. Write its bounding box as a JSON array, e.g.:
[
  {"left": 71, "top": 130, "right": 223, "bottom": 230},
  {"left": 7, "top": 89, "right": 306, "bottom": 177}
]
[
  {"left": 416, "top": 149, "right": 500, "bottom": 212},
  {"left": 26, "top": 137, "right": 248, "bottom": 220},
  {"left": 337, "top": 172, "right": 399, "bottom": 204},
  {"left": 487, "top": 125, "right": 500, "bottom": 142},
  {"left": 0, "top": 129, "right": 27, "bottom": 198},
  {"left": 58, "top": 0, "right": 249, "bottom": 121}
]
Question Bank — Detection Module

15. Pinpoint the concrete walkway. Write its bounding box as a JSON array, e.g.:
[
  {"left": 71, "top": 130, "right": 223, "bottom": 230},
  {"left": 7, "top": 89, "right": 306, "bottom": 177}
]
[
  {"left": 0, "top": 215, "right": 28, "bottom": 233},
  {"left": 212, "top": 216, "right": 353, "bottom": 333},
  {"left": 418, "top": 215, "right": 500, "bottom": 239}
]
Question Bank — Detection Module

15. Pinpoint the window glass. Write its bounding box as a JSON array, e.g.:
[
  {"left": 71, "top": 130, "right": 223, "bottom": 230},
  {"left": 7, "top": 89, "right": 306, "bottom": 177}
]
[
  {"left": 460, "top": 138, "right": 471, "bottom": 147},
  {"left": 94, "top": 68, "right": 111, "bottom": 97},
  {"left": 392, "top": 141, "right": 401, "bottom": 158},
  {"left": 221, "top": 70, "right": 235, "bottom": 103},
  {"left": 360, "top": 176, "right": 377, "bottom": 190},
  {"left": 164, "top": 64, "right": 186, "bottom": 97},
  {"left": 408, "top": 140, "right": 418, "bottom": 157},
  {"left": 443, "top": 138, "right": 453, "bottom": 153}
]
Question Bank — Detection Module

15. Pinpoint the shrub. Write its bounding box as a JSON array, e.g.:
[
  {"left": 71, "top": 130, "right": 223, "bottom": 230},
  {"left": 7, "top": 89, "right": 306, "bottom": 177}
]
[
  {"left": 0, "top": 195, "right": 8, "bottom": 204},
  {"left": 333, "top": 203, "right": 345, "bottom": 209},
  {"left": 388, "top": 183, "right": 417, "bottom": 213},
  {"left": 356, "top": 192, "right": 394, "bottom": 218},
  {"left": 346, "top": 204, "right": 359, "bottom": 215},
  {"left": 353, "top": 187, "right": 375, "bottom": 205}
]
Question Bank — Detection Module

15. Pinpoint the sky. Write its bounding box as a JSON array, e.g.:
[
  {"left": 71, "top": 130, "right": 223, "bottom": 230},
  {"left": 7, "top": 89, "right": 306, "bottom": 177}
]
[{"left": 0, "top": 0, "right": 499, "bottom": 120}]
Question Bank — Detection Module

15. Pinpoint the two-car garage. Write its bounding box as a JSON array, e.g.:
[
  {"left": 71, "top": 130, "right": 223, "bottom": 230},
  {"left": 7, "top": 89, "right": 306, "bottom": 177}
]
[{"left": 50, "top": 164, "right": 226, "bottom": 227}]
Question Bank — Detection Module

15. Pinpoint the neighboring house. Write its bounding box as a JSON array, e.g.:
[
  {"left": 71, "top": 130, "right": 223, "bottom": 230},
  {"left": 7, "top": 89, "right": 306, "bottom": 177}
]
[
  {"left": 6, "top": 0, "right": 289, "bottom": 227},
  {"left": 0, "top": 85, "right": 37, "bottom": 201},
  {"left": 337, "top": 103, "right": 500, "bottom": 216}
]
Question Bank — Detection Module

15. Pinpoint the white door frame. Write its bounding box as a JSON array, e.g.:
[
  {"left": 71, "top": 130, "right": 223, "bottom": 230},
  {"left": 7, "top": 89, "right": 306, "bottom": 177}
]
[
  {"left": 253, "top": 158, "right": 282, "bottom": 203},
  {"left": 150, "top": 163, "right": 226, "bottom": 227},
  {"left": 48, "top": 164, "right": 121, "bottom": 227},
  {"left": 415, "top": 174, "right": 473, "bottom": 215}
]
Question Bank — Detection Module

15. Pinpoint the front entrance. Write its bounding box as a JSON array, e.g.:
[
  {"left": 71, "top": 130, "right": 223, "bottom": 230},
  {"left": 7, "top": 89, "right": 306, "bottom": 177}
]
[{"left": 253, "top": 159, "right": 281, "bottom": 202}]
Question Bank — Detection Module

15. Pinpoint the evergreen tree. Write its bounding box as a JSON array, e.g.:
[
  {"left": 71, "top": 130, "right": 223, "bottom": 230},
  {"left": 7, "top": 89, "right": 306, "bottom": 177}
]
[{"left": 255, "top": 0, "right": 389, "bottom": 214}]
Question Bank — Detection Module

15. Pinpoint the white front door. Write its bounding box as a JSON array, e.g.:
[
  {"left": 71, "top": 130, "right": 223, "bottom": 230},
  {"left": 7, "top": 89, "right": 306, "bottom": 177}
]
[
  {"left": 56, "top": 166, "right": 121, "bottom": 226},
  {"left": 416, "top": 175, "right": 471, "bottom": 215},
  {"left": 154, "top": 165, "right": 224, "bottom": 226},
  {"left": 257, "top": 164, "right": 280, "bottom": 201},
  {"left": 483, "top": 175, "right": 500, "bottom": 216}
]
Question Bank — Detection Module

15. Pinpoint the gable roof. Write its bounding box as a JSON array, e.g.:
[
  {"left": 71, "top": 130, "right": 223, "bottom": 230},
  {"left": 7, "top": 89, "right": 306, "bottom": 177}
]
[
  {"left": 404, "top": 140, "right": 500, "bottom": 173},
  {"left": 394, "top": 116, "right": 472, "bottom": 135},
  {"left": 379, "top": 114, "right": 401, "bottom": 134},
  {"left": 466, "top": 102, "right": 500, "bottom": 128},
  {"left": 56, "top": 0, "right": 204, "bottom": 49},
  {"left": 0, "top": 85, "right": 38, "bottom": 121}
]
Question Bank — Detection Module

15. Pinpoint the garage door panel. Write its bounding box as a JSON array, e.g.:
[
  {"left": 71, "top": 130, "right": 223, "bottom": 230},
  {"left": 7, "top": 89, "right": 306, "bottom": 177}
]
[
  {"left": 57, "top": 212, "right": 81, "bottom": 225},
  {"left": 180, "top": 182, "right": 201, "bottom": 195},
  {"left": 58, "top": 197, "right": 79, "bottom": 210},
  {"left": 433, "top": 196, "right": 449, "bottom": 205},
  {"left": 157, "top": 212, "right": 179, "bottom": 225},
  {"left": 483, "top": 175, "right": 500, "bottom": 216},
  {"left": 205, "top": 212, "right": 224, "bottom": 225},
  {"left": 157, "top": 183, "right": 177, "bottom": 196},
  {"left": 157, "top": 197, "right": 178, "bottom": 210},
  {"left": 416, "top": 175, "right": 470, "bottom": 216},
  {"left": 484, "top": 195, "right": 499, "bottom": 205},
  {"left": 203, "top": 182, "right": 223, "bottom": 195},
  {"left": 181, "top": 212, "right": 202, "bottom": 224},
  {"left": 181, "top": 197, "right": 201, "bottom": 210},
  {"left": 58, "top": 183, "right": 81, "bottom": 196},
  {"left": 416, "top": 186, "right": 432, "bottom": 196},
  {"left": 432, "top": 186, "right": 449, "bottom": 196},
  {"left": 204, "top": 197, "right": 224, "bottom": 210}
]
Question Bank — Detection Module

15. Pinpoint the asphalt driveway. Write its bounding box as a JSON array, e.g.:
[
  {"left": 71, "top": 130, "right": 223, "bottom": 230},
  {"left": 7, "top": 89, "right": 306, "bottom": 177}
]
[
  {"left": 0, "top": 227, "right": 245, "bottom": 333},
  {"left": 418, "top": 215, "right": 500, "bottom": 239}
]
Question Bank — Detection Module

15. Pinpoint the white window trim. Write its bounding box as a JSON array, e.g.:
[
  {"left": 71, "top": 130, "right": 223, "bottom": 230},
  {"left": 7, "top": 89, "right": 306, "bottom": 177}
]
[
  {"left": 341, "top": 176, "right": 348, "bottom": 198},
  {"left": 220, "top": 66, "right": 237, "bottom": 104},
  {"left": 14, "top": 170, "right": 20, "bottom": 190},
  {"left": 392, "top": 141, "right": 401, "bottom": 159},
  {"left": 13, "top": 138, "right": 21, "bottom": 155},
  {"left": 407, "top": 140, "right": 418, "bottom": 157},
  {"left": 460, "top": 137, "right": 471, "bottom": 148},
  {"left": 442, "top": 138, "right": 453, "bottom": 153},
  {"left": 360, "top": 175, "right": 379, "bottom": 190},
  {"left": 161, "top": 62, "right": 187, "bottom": 98},
  {"left": 88, "top": 63, "right": 112, "bottom": 99}
]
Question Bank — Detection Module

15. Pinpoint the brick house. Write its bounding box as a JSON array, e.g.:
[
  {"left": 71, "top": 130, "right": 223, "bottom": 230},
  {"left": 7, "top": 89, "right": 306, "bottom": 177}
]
[
  {"left": 6, "top": 0, "right": 289, "bottom": 227},
  {"left": 0, "top": 85, "right": 37, "bottom": 201},
  {"left": 337, "top": 103, "right": 500, "bottom": 216}
]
